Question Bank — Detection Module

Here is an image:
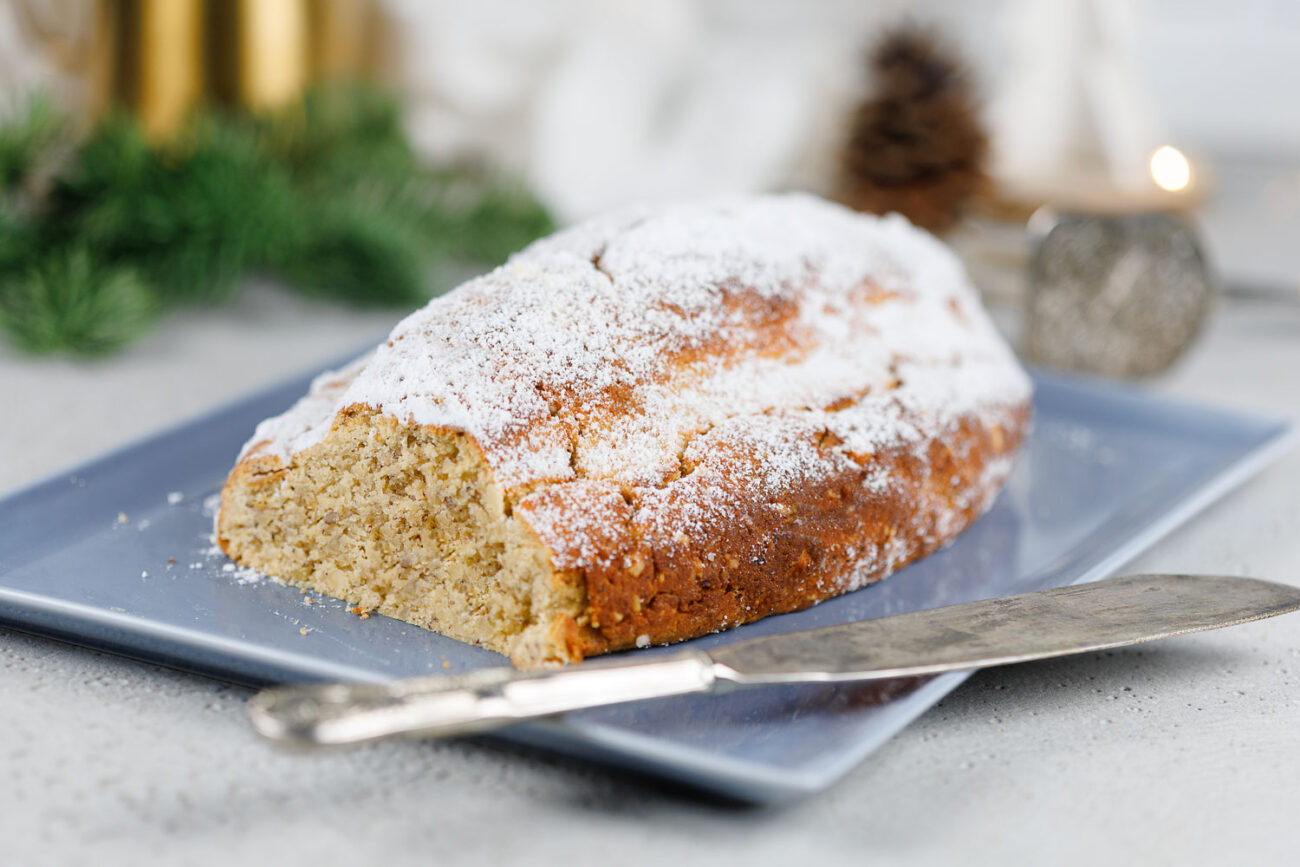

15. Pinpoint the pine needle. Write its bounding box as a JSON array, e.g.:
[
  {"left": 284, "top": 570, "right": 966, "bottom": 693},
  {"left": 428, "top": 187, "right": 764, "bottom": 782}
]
[
  {"left": 0, "top": 247, "right": 154, "bottom": 356},
  {"left": 271, "top": 195, "right": 431, "bottom": 306}
]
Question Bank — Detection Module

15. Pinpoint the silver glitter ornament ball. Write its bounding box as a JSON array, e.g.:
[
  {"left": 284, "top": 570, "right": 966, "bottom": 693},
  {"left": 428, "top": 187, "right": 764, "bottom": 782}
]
[{"left": 1025, "top": 213, "right": 1214, "bottom": 378}]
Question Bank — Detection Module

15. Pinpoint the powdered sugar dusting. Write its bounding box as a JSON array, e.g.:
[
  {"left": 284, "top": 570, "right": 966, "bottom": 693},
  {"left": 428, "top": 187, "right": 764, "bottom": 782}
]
[
  {"left": 235, "top": 194, "right": 1030, "bottom": 575},
  {"left": 239, "top": 354, "right": 373, "bottom": 462}
]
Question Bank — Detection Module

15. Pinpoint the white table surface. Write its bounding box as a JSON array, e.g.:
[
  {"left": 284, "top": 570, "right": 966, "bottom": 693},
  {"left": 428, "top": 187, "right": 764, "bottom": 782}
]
[{"left": 3, "top": 281, "right": 1299, "bottom": 867}]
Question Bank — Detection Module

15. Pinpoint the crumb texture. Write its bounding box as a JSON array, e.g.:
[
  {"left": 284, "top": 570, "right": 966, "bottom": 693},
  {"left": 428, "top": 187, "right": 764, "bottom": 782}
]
[
  {"left": 220, "top": 194, "right": 1031, "bottom": 666},
  {"left": 219, "top": 411, "right": 581, "bottom": 666}
]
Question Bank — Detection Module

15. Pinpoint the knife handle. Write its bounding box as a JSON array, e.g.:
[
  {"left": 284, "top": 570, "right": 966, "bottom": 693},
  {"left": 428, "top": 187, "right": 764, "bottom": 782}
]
[{"left": 248, "top": 650, "right": 717, "bottom": 748}]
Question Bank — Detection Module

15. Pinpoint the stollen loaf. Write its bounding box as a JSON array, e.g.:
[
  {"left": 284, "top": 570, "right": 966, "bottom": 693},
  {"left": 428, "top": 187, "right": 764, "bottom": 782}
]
[{"left": 217, "top": 194, "right": 1031, "bottom": 667}]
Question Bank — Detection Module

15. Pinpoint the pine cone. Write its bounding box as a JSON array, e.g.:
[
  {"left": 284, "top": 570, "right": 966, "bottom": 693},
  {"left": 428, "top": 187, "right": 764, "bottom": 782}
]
[{"left": 836, "top": 27, "right": 987, "bottom": 234}]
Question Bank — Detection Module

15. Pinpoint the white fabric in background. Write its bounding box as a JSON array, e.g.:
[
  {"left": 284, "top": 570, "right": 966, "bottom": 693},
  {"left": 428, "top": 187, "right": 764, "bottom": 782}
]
[
  {"left": 380, "top": 0, "right": 1300, "bottom": 221},
  {"left": 381, "top": 0, "right": 911, "bottom": 221}
]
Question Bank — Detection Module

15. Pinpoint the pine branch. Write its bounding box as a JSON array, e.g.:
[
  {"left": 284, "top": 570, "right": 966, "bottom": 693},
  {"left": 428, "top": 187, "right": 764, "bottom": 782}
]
[
  {"left": 259, "top": 80, "right": 418, "bottom": 187},
  {"left": 0, "top": 82, "right": 557, "bottom": 355},
  {"left": 270, "top": 193, "right": 431, "bottom": 306},
  {"left": 0, "top": 247, "right": 154, "bottom": 356},
  {"left": 47, "top": 113, "right": 299, "bottom": 302},
  {"left": 439, "top": 179, "right": 556, "bottom": 264}
]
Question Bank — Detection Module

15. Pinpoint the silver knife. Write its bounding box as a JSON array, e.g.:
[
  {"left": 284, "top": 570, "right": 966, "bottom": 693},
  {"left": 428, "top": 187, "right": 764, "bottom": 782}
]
[{"left": 248, "top": 573, "right": 1300, "bottom": 748}]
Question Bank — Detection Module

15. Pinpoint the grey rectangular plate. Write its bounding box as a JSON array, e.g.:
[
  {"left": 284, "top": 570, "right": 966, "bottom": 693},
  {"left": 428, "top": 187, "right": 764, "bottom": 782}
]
[{"left": 0, "top": 363, "right": 1292, "bottom": 804}]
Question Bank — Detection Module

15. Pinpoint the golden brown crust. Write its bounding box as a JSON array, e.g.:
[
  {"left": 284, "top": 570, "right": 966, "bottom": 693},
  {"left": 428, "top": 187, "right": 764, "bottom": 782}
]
[{"left": 515, "top": 406, "right": 1027, "bottom": 658}]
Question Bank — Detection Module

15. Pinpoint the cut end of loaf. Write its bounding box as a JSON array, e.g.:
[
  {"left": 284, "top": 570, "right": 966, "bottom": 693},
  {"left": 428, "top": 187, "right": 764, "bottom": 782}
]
[{"left": 216, "top": 408, "right": 587, "bottom": 668}]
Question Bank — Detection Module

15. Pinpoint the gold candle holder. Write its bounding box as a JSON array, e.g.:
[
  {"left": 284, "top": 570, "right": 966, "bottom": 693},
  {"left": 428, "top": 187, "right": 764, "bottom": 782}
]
[{"left": 93, "top": 0, "right": 383, "bottom": 138}]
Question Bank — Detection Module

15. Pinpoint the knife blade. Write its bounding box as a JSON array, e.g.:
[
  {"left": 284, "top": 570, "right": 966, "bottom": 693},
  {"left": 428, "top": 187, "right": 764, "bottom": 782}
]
[{"left": 247, "top": 573, "right": 1300, "bottom": 748}]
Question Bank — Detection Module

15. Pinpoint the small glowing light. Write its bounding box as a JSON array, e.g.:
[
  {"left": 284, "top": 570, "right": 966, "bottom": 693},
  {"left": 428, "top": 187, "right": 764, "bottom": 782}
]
[{"left": 1150, "top": 146, "right": 1192, "bottom": 192}]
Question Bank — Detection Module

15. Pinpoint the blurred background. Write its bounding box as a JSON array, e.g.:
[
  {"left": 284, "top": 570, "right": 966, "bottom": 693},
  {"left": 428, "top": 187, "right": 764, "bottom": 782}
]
[{"left": 0, "top": 0, "right": 1298, "bottom": 376}]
